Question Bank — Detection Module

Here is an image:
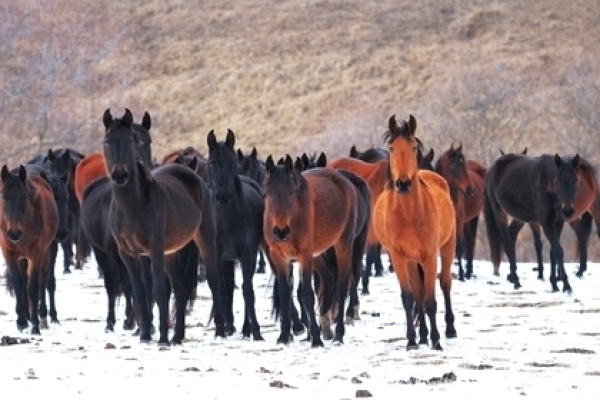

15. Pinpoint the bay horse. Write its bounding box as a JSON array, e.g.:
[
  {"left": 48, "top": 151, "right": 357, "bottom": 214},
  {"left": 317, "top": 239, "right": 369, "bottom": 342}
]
[
  {"left": 434, "top": 144, "right": 486, "bottom": 281},
  {"left": 0, "top": 165, "right": 59, "bottom": 335},
  {"left": 207, "top": 129, "right": 265, "bottom": 340},
  {"left": 263, "top": 154, "right": 366, "bottom": 346},
  {"left": 484, "top": 152, "right": 587, "bottom": 292},
  {"left": 373, "top": 115, "right": 456, "bottom": 351},
  {"left": 102, "top": 108, "right": 222, "bottom": 345}
]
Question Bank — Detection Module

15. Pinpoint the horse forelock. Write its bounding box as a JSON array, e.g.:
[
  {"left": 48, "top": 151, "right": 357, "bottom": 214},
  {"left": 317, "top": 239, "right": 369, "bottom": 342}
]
[{"left": 383, "top": 119, "right": 412, "bottom": 144}]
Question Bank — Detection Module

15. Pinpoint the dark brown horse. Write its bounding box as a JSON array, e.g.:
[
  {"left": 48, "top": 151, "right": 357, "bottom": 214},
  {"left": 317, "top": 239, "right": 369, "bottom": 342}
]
[
  {"left": 484, "top": 152, "right": 589, "bottom": 292},
  {"left": 373, "top": 115, "right": 456, "bottom": 351},
  {"left": 0, "top": 165, "right": 59, "bottom": 335},
  {"left": 263, "top": 154, "right": 368, "bottom": 346},
  {"left": 102, "top": 108, "right": 222, "bottom": 345},
  {"left": 434, "top": 144, "right": 486, "bottom": 281}
]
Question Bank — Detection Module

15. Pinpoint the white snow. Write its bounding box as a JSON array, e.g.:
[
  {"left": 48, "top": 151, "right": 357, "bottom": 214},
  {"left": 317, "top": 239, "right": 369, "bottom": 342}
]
[{"left": 1, "top": 250, "right": 599, "bottom": 399}]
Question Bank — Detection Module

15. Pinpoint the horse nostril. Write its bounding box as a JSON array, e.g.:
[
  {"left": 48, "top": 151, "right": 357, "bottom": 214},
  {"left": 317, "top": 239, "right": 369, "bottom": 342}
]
[
  {"left": 215, "top": 192, "right": 231, "bottom": 205},
  {"left": 110, "top": 166, "right": 129, "bottom": 185},
  {"left": 272, "top": 225, "right": 291, "bottom": 242},
  {"left": 395, "top": 179, "right": 412, "bottom": 194},
  {"left": 6, "top": 229, "right": 23, "bottom": 243},
  {"left": 466, "top": 187, "right": 475, "bottom": 196}
]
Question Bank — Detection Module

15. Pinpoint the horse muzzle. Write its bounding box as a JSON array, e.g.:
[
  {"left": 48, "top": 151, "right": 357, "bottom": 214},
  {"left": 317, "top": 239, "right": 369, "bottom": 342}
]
[
  {"left": 395, "top": 179, "right": 412, "bottom": 194},
  {"left": 215, "top": 191, "right": 232, "bottom": 206},
  {"left": 561, "top": 205, "right": 575, "bottom": 219},
  {"left": 6, "top": 228, "right": 23, "bottom": 243},
  {"left": 110, "top": 165, "right": 129, "bottom": 186},
  {"left": 272, "top": 225, "right": 291, "bottom": 242}
]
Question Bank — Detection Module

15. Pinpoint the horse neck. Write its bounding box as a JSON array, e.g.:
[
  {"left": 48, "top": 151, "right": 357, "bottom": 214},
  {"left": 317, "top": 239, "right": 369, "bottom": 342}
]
[{"left": 110, "top": 167, "right": 150, "bottom": 211}]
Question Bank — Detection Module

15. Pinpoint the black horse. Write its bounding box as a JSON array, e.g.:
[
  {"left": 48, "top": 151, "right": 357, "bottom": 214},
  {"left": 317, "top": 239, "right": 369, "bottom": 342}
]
[
  {"left": 484, "top": 153, "right": 584, "bottom": 292},
  {"left": 208, "top": 130, "right": 265, "bottom": 340},
  {"left": 102, "top": 108, "right": 222, "bottom": 345}
]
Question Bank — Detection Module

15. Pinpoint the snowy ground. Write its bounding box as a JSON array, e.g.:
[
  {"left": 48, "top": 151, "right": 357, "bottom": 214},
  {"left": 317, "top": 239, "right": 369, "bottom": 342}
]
[{"left": 1, "top": 251, "right": 599, "bottom": 399}]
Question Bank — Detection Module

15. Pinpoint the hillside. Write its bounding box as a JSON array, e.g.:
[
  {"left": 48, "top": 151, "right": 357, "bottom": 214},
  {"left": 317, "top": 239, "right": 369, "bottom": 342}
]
[{"left": 1, "top": 0, "right": 599, "bottom": 260}]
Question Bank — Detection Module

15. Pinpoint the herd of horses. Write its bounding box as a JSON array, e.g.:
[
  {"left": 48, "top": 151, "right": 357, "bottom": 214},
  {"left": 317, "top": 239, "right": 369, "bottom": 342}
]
[{"left": 0, "top": 108, "right": 598, "bottom": 351}]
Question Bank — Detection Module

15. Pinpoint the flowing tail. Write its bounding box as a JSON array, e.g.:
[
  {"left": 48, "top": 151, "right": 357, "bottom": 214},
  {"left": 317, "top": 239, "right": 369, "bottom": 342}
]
[{"left": 483, "top": 189, "right": 503, "bottom": 270}]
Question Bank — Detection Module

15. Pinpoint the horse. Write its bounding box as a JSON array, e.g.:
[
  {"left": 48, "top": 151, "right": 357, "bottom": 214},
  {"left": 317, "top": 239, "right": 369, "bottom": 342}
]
[
  {"left": 484, "top": 151, "right": 589, "bottom": 292},
  {"left": 0, "top": 164, "right": 60, "bottom": 335},
  {"left": 373, "top": 115, "right": 457, "bottom": 351},
  {"left": 102, "top": 108, "right": 222, "bottom": 345},
  {"left": 28, "top": 148, "right": 88, "bottom": 273},
  {"left": 346, "top": 142, "right": 435, "bottom": 285},
  {"left": 207, "top": 129, "right": 265, "bottom": 340},
  {"left": 263, "top": 154, "right": 367, "bottom": 346},
  {"left": 236, "top": 147, "right": 269, "bottom": 274},
  {"left": 434, "top": 144, "right": 486, "bottom": 281}
]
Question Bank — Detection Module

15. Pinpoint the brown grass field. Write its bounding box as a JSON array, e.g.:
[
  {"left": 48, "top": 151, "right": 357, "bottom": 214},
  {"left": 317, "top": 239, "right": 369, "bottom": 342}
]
[{"left": 2, "top": 0, "right": 600, "bottom": 260}]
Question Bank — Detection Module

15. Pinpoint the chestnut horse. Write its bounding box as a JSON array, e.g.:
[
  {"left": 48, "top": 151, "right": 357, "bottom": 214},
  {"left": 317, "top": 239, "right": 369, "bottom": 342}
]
[
  {"left": 373, "top": 115, "right": 456, "bottom": 351},
  {"left": 263, "top": 154, "right": 368, "bottom": 346},
  {"left": 484, "top": 152, "right": 588, "bottom": 292},
  {"left": 0, "top": 165, "right": 59, "bottom": 335},
  {"left": 102, "top": 108, "right": 222, "bottom": 345},
  {"left": 434, "top": 144, "right": 486, "bottom": 281}
]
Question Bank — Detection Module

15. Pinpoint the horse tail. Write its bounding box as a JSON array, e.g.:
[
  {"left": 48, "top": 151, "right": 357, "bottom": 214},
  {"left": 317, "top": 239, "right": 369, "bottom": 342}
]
[
  {"left": 483, "top": 188, "right": 503, "bottom": 268},
  {"left": 181, "top": 242, "right": 200, "bottom": 311},
  {"left": 316, "top": 250, "right": 337, "bottom": 316},
  {"left": 4, "top": 268, "right": 14, "bottom": 297}
]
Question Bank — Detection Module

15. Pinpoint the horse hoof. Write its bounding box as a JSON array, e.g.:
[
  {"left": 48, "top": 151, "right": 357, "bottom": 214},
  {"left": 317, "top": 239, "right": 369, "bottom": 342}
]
[
  {"left": 40, "top": 318, "right": 49, "bottom": 329},
  {"left": 170, "top": 338, "right": 182, "bottom": 346},
  {"left": 432, "top": 342, "right": 443, "bottom": 351},
  {"left": 332, "top": 338, "right": 343, "bottom": 346},
  {"left": 445, "top": 328, "right": 457, "bottom": 339},
  {"left": 537, "top": 276, "right": 544, "bottom": 281},
  {"left": 292, "top": 326, "right": 306, "bottom": 336},
  {"left": 105, "top": 324, "right": 114, "bottom": 333},
  {"left": 322, "top": 329, "right": 334, "bottom": 341},
  {"left": 311, "top": 338, "right": 324, "bottom": 348},
  {"left": 361, "top": 289, "right": 370, "bottom": 295},
  {"left": 63, "top": 269, "right": 71, "bottom": 274},
  {"left": 17, "top": 322, "right": 28, "bottom": 332},
  {"left": 123, "top": 320, "right": 136, "bottom": 331},
  {"left": 344, "top": 317, "right": 354, "bottom": 326},
  {"left": 406, "top": 343, "right": 419, "bottom": 351},
  {"left": 31, "top": 326, "right": 41, "bottom": 335},
  {"left": 276, "top": 335, "right": 291, "bottom": 345}
]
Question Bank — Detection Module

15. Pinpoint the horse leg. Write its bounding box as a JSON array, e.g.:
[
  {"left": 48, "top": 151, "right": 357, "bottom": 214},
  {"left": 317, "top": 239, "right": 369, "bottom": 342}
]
[
  {"left": 455, "top": 223, "right": 466, "bottom": 282},
  {"left": 275, "top": 268, "right": 293, "bottom": 345},
  {"left": 502, "top": 219, "right": 524, "bottom": 289},
  {"left": 194, "top": 230, "right": 225, "bottom": 338},
  {"left": 362, "top": 244, "right": 376, "bottom": 295},
  {"left": 407, "top": 262, "right": 427, "bottom": 346},
  {"left": 440, "top": 237, "right": 457, "bottom": 339},
  {"left": 374, "top": 243, "right": 384, "bottom": 277},
  {"left": 572, "top": 214, "right": 592, "bottom": 278},
  {"left": 528, "top": 223, "right": 544, "bottom": 279},
  {"left": 61, "top": 236, "right": 74, "bottom": 274},
  {"left": 421, "top": 255, "right": 443, "bottom": 350},
  {"left": 139, "top": 257, "right": 156, "bottom": 336},
  {"left": 119, "top": 251, "right": 153, "bottom": 342},
  {"left": 256, "top": 249, "right": 267, "bottom": 274},
  {"left": 28, "top": 260, "right": 44, "bottom": 335},
  {"left": 120, "top": 264, "right": 137, "bottom": 331},
  {"left": 149, "top": 245, "right": 170, "bottom": 346},
  {"left": 221, "top": 259, "right": 236, "bottom": 336},
  {"left": 348, "top": 229, "right": 367, "bottom": 322},
  {"left": 298, "top": 254, "right": 323, "bottom": 348},
  {"left": 289, "top": 267, "right": 307, "bottom": 336},
  {"left": 46, "top": 241, "right": 60, "bottom": 325},
  {"left": 95, "top": 247, "right": 117, "bottom": 332},
  {"left": 240, "top": 251, "right": 263, "bottom": 341},
  {"left": 541, "top": 220, "right": 570, "bottom": 293},
  {"left": 464, "top": 216, "right": 479, "bottom": 279},
  {"left": 388, "top": 252, "right": 418, "bottom": 350},
  {"left": 7, "top": 262, "right": 29, "bottom": 331},
  {"left": 331, "top": 247, "right": 352, "bottom": 344},
  {"left": 165, "top": 253, "right": 187, "bottom": 345}
]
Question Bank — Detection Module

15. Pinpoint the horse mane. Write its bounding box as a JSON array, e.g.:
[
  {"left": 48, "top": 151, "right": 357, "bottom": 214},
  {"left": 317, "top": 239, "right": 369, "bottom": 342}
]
[
  {"left": 382, "top": 116, "right": 412, "bottom": 144},
  {"left": 577, "top": 156, "right": 599, "bottom": 192}
]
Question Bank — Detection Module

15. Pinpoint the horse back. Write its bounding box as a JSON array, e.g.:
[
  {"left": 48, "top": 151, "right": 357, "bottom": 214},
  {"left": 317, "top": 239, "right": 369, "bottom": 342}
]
[
  {"left": 74, "top": 152, "right": 107, "bottom": 204},
  {"left": 303, "top": 168, "right": 357, "bottom": 252}
]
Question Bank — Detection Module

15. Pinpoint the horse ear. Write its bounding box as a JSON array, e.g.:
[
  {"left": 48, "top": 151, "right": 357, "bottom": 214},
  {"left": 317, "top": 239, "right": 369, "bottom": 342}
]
[
  {"left": 103, "top": 109, "right": 113, "bottom": 129},
  {"left": 1, "top": 165, "right": 9, "bottom": 183},
  {"left": 226, "top": 129, "right": 236, "bottom": 149},
  {"left": 173, "top": 155, "right": 183, "bottom": 165},
  {"left": 294, "top": 157, "right": 304, "bottom": 172},
  {"left": 349, "top": 145, "right": 358, "bottom": 158},
  {"left": 523, "top": 147, "right": 528, "bottom": 155},
  {"left": 553, "top": 154, "right": 562, "bottom": 168},
  {"left": 457, "top": 143, "right": 463, "bottom": 153},
  {"left": 499, "top": 149, "right": 505, "bottom": 156},
  {"left": 301, "top": 153, "right": 310, "bottom": 169},
  {"left": 277, "top": 157, "right": 284, "bottom": 165},
  {"left": 265, "top": 155, "right": 275, "bottom": 174},
  {"left": 122, "top": 108, "right": 133, "bottom": 128},
  {"left": 408, "top": 115, "right": 417, "bottom": 135},
  {"left": 189, "top": 156, "right": 198, "bottom": 171},
  {"left": 284, "top": 155, "right": 294, "bottom": 173},
  {"left": 388, "top": 115, "right": 397, "bottom": 134},
  {"left": 39, "top": 170, "right": 49, "bottom": 183},
  {"left": 317, "top": 152, "right": 327, "bottom": 167},
  {"left": 250, "top": 147, "right": 258, "bottom": 159},
  {"left": 142, "top": 112, "right": 151, "bottom": 130},
  {"left": 47, "top": 149, "right": 55, "bottom": 161},
  {"left": 18, "top": 165, "right": 27, "bottom": 182},
  {"left": 207, "top": 130, "right": 217, "bottom": 151},
  {"left": 62, "top": 149, "right": 71, "bottom": 162},
  {"left": 237, "top": 149, "right": 244, "bottom": 162},
  {"left": 426, "top": 148, "right": 434, "bottom": 163},
  {"left": 572, "top": 154, "right": 581, "bottom": 169},
  {"left": 449, "top": 143, "right": 454, "bottom": 152}
]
